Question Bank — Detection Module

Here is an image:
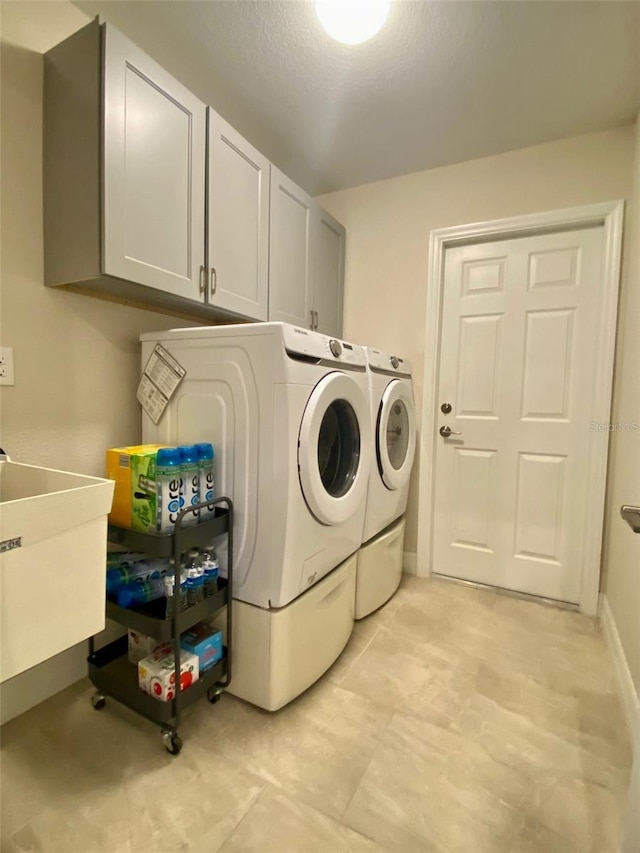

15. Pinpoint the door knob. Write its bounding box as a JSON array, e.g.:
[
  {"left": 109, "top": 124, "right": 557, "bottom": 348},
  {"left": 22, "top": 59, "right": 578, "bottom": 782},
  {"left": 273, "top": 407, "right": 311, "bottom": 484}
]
[{"left": 439, "top": 425, "right": 462, "bottom": 438}]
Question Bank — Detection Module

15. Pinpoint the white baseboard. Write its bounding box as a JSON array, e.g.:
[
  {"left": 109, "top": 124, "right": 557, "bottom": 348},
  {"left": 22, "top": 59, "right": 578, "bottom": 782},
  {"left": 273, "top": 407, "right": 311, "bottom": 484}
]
[
  {"left": 403, "top": 551, "right": 417, "bottom": 575},
  {"left": 600, "top": 594, "right": 640, "bottom": 750}
]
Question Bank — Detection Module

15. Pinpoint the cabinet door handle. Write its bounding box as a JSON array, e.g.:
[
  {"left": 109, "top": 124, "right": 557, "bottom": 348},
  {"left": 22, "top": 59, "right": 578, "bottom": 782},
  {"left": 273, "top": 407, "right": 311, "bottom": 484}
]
[
  {"left": 199, "top": 265, "right": 206, "bottom": 296},
  {"left": 210, "top": 266, "right": 217, "bottom": 298},
  {"left": 314, "top": 310, "right": 319, "bottom": 331},
  {"left": 309, "top": 309, "right": 315, "bottom": 330}
]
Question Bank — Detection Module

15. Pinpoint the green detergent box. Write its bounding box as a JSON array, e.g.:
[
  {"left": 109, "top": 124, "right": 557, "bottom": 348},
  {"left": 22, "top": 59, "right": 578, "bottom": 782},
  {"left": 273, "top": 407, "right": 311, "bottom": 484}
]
[{"left": 131, "top": 449, "right": 160, "bottom": 532}]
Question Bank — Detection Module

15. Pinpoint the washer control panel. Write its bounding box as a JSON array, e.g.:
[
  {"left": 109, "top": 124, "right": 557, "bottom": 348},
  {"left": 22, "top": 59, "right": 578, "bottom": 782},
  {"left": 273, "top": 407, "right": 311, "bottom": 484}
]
[
  {"left": 366, "top": 347, "right": 412, "bottom": 376},
  {"left": 282, "top": 324, "right": 366, "bottom": 367}
]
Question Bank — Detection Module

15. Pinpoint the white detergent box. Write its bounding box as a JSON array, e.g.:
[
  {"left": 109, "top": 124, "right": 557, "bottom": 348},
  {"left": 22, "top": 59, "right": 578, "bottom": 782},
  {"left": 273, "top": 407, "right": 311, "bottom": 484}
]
[
  {"left": 138, "top": 648, "right": 199, "bottom": 702},
  {"left": 127, "top": 630, "right": 169, "bottom": 664}
]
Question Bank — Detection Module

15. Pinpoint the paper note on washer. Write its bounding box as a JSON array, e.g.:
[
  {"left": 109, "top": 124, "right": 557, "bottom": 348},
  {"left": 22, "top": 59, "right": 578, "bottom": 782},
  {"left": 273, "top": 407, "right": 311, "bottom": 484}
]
[{"left": 137, "top": 344, "right": 186, "bottom": 424}]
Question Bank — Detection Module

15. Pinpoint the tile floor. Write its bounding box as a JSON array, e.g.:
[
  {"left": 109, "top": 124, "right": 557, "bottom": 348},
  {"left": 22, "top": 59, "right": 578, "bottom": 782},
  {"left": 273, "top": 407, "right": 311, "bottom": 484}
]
[{"left": 0, "top": 576, "right": 632, "bottom": 853}]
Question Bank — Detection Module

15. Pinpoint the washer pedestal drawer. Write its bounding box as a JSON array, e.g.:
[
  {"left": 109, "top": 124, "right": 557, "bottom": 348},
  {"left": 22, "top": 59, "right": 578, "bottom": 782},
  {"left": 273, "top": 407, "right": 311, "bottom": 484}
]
[
  {"left": 355, "top": 517, "right": 405, "bottom": 620},
  {"left": 217, "top": 553, "right": 356, "bottom": 711}
]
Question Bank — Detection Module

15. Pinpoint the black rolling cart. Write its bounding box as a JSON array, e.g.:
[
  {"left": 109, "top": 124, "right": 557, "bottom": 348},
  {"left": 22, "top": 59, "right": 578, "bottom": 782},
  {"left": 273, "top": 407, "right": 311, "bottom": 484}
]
[{"left": 88, "top": 497, "right": 233, "bottom": 755}]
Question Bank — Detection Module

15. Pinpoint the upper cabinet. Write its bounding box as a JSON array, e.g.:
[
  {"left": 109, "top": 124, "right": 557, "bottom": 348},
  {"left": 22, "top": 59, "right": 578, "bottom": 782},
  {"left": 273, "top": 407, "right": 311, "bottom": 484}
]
[
  {"left": 312, "top": 207, "right": 345, "bottom": 340},
  {"left": 44, "top": 19, "right": 345, "bottom": 330},
  {"left": 102, "top": 26, "right": 206, "bottom": 301},
  {"left": 44, "top": 19, "right": 211, "bottom": 318},
  {"left": 268, "top": 168, "right": 314, "bottom": 329},
  {"left": 268, "top": 169, "right": 345, "bottom": 338},
  {"left": 207, "top": 110, "right": 270, "bottom": 321}
]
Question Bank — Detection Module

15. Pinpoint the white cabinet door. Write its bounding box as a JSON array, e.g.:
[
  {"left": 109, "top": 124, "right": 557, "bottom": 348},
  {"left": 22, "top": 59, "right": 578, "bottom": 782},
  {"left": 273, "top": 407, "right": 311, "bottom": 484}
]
[
  {"left": 268, "top": 168, "right": 313, "bottom": 329},
  {"left": 312, "top": 206, "right": 345, "bottom": 338},
  {"left": 103, "top": 25, "right": 206, "bottom": 300},
  {"left": 207, "top": 109, "right": 270, "bottom": 320}
]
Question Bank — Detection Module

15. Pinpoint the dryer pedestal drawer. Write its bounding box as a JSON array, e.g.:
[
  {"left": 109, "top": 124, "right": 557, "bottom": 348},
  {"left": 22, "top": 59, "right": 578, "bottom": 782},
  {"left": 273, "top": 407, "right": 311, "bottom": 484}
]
[
  {"left": 217, "top": 552, "right": 356, "bottom": 711},
  {"left": 355, "top": 517, "right": 405, "bottom": 620}
]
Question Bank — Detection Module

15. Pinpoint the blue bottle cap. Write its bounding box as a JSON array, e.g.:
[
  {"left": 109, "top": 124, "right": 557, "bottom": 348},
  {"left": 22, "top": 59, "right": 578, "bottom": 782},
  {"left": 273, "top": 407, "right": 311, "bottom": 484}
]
[
  {"left": 156, "top": 448, "right": 181, "bottom": 467},
  {"left": 116, "top": 585, "right": 141, "bottom": 609},
  {"left": 195, "top": 442, "right": 214, "bottom": 460},
  {"left": 178, "top": 445, "right": 198, "bottom": 463}
]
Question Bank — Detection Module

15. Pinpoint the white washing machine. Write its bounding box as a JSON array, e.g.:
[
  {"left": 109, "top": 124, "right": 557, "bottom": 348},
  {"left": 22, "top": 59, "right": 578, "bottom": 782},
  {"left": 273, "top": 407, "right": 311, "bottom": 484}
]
[
  {"left": 356, "top": 347, "right": 416, "bottom": 619},
  {"left": 141, "top": 322, "right": 372, "bottom": 709}
]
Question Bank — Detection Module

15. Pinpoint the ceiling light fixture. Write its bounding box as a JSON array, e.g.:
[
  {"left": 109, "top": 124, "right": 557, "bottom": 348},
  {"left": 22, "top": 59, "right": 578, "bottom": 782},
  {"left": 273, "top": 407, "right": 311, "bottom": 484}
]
[{"left": 315, "top": 0, "right": 390, "bottom": 46}]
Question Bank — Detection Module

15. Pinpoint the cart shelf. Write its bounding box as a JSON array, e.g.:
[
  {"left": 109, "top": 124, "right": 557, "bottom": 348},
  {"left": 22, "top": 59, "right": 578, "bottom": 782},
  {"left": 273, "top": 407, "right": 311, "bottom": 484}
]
[
  {"left": 89, "top": 635, "right": 228, "bottom": 726},
  {"left": 106, "top": 585, "right": 228, "bottom": 641},
  {"left": 107, "top": 505, "right": 229, "bottom": 557}
]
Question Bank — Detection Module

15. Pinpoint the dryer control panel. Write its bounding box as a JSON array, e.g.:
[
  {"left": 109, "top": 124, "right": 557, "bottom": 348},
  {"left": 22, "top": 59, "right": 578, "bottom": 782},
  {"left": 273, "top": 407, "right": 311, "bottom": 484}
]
[
  {"left": 366, "top": 347, "right": 412, "bottom": 376},
  {"left": 283, "top": 325, "right": 366, "bottom": 367}
]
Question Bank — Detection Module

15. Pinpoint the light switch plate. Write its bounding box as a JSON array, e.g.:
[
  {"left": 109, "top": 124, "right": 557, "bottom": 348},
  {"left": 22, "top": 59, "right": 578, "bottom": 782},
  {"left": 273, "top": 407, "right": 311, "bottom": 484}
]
[{"left": 0, "top": 347, "right": 15, "bottom": 385}]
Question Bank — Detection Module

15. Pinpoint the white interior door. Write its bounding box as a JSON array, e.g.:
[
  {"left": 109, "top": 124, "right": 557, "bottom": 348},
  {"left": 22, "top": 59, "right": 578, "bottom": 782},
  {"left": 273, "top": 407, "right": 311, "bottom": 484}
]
[{"left": 433, "top": 226, "right": 604, "bottom": 603}]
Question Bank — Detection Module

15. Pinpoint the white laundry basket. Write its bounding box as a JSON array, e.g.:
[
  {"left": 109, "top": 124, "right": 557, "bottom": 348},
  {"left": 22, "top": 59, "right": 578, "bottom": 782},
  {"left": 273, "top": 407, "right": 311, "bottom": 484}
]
[{"left": 0, "top": 457, "right": 114, "bottom": 682}]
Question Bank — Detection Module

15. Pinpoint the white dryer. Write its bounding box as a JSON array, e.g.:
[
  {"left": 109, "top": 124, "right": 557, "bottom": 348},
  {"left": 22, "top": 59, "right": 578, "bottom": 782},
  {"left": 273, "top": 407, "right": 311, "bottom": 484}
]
[
  {"left": 356, "top": 347, "right": 416, "bottom": 619},
  {"left": 141, "top": 322, "right": 372, "bottom": 709}
]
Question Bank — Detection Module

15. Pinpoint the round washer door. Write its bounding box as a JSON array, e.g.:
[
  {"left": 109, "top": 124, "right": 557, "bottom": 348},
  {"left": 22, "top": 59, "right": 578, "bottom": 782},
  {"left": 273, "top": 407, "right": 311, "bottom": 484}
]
[
  {"left": 377, "top": 380, "right": 416, "bottom": 490},
  {"left": 299, "top": 372, "right": 371, "bottom": 526}
]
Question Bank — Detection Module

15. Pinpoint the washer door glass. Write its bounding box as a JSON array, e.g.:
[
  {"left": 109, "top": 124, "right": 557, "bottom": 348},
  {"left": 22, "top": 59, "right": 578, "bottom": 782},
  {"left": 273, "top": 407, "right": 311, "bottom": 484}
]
[
  {"left": 299, "top": 372, "right": 372, "bottom": 526},
  {"left": 318, "top": 399, "right": 361, "bottom": 498},
  {"left": 377, "top": 380, "right": 416, "bottom": 490}
]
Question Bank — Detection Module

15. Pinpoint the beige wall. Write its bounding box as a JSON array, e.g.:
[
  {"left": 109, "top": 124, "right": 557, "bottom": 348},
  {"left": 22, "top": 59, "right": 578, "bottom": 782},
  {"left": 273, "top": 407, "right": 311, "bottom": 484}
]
[
  {"left": 602, "top": 116, "right": 640, "bottom": 699},
  {"left": 318, "top": 127, "right": 635, "bottom": 559},
  {"left": 0, "top": 2, "right": 195, "bottom": 722}
]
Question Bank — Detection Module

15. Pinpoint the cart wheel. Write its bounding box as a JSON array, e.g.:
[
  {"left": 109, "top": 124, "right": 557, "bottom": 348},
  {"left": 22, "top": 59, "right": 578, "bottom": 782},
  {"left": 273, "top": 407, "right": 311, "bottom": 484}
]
[
  {"left": 162, "top": 730, "right": 183, "bottom": 756},
  {"left": 207, "top": 688, "right": 222, "bottom": 704},
  {"left": 91, "top": 692, "right": 106, "bottom": 710}
]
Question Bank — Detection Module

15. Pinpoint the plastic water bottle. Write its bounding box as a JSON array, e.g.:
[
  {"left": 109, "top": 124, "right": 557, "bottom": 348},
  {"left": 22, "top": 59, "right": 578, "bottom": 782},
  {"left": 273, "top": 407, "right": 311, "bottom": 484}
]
[
  {"left": 184, "top": 550, "right": 204, "bottom": 605},
  {"left": 106, "top": 552, "right": 146, "bottom": 569},
  {"left": 178, "top": 445, "right": 200, "bottom": 527},
  {"left": 106, "top": 557, "right": 170, "bottom": 595},
  {"left": 164, "top": 568, "right": 188, "bottom": 616},
  {"left": 156, "top": 448, "right": 182, "bottom": 533},
  {"left": 116, "top": 576, "right": 166, "bottom": 609},
  {"left": 201, "top": 547, "right": 219, "bottom": 598},
  {"left": 195, "top": 443, "right": 215, "bottom": 523}
]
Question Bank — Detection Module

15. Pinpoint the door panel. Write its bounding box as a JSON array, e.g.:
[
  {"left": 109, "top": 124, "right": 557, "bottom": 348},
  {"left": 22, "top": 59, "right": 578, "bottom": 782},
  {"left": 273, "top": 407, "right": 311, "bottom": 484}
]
[
  {"left": 521, "top": 309, "right": 574, "bottom": 420},
  {"left": 514, "top": 452, "right": 566, "bottom": 563},
  {"left": 268, "top": 168, "right": 313, "bottom": 329},
  {"left": 433, "top": 227, "right": 603, "bottom": 603},
  {"left": 313, "top": 208, "right": 345, "bottom": 337},
  {"left": 103, "top": 25, "right": 206, "bottom": 299},
  {"left": 451, "top": 448, "right": 497, "bottom": 552},
  {"left": 207, "top": 109, "right": 269, "bottom": 319},
  {"left": 457, "top": 314, "right": 502, "bottom": 418}
]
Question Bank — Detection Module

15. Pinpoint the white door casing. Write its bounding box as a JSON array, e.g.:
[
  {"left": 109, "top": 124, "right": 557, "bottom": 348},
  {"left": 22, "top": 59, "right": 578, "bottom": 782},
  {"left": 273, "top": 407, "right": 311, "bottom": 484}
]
[
  {"left": 377, "top": 380, "right": 417, "bottom": 491},
  {"left": 418, "top": 202, "right": 624, "bottom": 615},
  {"left": 207, "top": 109, "right": 270, "bottom": 320},
  {"left": 298, "top": 372, "right": 371, "bottom": 526},
  {"left": 103, "top": 25, "right": 206, "bottom": 299}
]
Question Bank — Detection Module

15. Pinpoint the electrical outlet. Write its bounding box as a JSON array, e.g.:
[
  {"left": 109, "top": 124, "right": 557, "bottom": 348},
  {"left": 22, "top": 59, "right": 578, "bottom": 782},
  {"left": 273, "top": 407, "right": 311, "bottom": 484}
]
[{"left": 0, "top": 347, "right": 15, "bottom": 386}]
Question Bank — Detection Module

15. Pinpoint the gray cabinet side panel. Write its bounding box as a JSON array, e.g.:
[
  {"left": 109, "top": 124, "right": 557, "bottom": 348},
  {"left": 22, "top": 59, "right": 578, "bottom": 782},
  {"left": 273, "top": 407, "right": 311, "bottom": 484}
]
[{"left": 43, "top": 19, "right": 102, "bottom": 286}]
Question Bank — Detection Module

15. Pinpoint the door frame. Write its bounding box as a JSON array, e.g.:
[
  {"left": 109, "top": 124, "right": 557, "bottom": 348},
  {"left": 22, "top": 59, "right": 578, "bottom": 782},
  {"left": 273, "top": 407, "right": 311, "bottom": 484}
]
[{"left": 416, "top": 201, "right": 624, "bottom": 615}]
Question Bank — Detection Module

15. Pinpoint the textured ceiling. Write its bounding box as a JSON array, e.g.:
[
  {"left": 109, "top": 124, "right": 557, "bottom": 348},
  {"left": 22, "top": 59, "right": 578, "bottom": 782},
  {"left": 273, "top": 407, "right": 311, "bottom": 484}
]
[{"left": 74, "top": 0, "right": 640, "bottom": 194}]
